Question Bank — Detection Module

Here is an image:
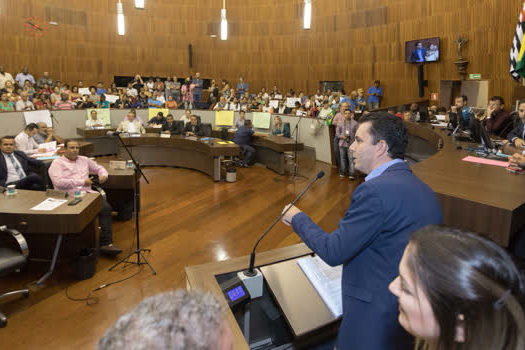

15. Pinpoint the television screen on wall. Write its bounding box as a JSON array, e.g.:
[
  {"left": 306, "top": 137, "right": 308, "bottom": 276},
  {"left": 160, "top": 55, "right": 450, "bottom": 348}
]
[{"left": 405, "top": 37, "right": 440, "bottom": 63}]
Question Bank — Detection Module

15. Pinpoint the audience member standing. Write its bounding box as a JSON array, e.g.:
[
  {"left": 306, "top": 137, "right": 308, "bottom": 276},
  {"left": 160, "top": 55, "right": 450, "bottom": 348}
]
[
  {"left": 367, "top": 80, "right": 383, "bottom": 110},
  {"left": 336, "top": 110, "right": 358, "bottom": 179}
]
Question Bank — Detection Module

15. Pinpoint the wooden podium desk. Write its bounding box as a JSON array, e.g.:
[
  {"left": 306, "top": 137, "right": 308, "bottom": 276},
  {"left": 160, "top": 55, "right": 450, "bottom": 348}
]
[
  {"left": 76, "top": 128, "right": 118, "bottom": 156},
  {"left": 0, "top": 190, "right": 101, "bottom": 284},
  {"left": 186, "top": 244, "right": 322, "bottom": 350},
  {"left": 118, "top": 134, "right": 240, "bottom": 181},
  {"left": 212, "top": 128, "right": 304, "bottom": 175}
]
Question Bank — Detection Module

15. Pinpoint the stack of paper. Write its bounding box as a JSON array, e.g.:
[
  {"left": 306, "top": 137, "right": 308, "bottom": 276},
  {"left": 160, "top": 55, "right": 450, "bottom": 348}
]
[{"left": 297, "top": 255, "right": 343, "bottom": 317}]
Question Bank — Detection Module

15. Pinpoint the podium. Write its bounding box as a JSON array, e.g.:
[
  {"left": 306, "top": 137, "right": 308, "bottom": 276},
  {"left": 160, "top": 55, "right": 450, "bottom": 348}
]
[{"left": 185, "top": 244, "right": 340, "bottom": 349}]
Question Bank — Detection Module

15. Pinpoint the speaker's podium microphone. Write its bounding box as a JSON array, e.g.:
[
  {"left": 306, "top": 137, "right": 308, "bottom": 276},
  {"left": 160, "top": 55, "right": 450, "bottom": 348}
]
[{"left": 237, "top": 171, "right": 325, "bottom": 299}]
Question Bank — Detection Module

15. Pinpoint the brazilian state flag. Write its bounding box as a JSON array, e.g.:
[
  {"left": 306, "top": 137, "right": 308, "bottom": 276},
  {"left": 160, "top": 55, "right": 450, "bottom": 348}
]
[{"left": 510, "top": 1, "right": 525, "bottom": 80}]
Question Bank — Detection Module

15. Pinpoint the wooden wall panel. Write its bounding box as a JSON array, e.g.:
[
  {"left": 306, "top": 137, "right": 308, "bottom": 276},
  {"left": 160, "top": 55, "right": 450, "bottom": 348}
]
[{"left": 0, "top": 0, "right": 521, "bottom": 106}]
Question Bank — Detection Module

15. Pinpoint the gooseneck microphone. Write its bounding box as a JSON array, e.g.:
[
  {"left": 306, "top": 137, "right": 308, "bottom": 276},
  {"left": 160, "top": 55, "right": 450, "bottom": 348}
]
[{"left": 244, "top": 170, "right": 325, "bottom": 277}]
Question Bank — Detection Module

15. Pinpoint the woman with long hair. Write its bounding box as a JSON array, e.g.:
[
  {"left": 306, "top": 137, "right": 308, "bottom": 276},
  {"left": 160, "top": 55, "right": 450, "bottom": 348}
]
[{"left": 389, "top": 225, "right": 525, "bottom": 350}]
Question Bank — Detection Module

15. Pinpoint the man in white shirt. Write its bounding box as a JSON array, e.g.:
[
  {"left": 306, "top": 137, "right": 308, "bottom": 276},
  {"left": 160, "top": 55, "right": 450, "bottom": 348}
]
[
  {"left": 116, "top": 110, "right": 145, "bottom": 134},
  {"left": 180, "top": 109, "right": 192, "bottom": 125},
  {"left": 15, "top": 92, "right": 35, "bottom": 111},
  {"left": 0, "top": 136, "right": 45, "bottom": 190},
  {"left": 15, "top": 123, "right": 42, "bottom": 155},
  {"left": 15, "top": 67, "right": 35, "bottom": 87},
  {"left": 0, "top": 65, "right": 15, "bottom": 89}
]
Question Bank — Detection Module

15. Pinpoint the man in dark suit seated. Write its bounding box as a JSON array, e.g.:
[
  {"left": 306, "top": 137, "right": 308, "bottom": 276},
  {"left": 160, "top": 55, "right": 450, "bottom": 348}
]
[
  {"left": 183, "top": 115, "right": 203, "bottom": 136},
  {"left": 161, "top": 114, "right": 183, "bottom": 135},
  {"left": 148, "top": 111, "right": 166, "bottom": 127},
  {"left": 410, "top": 42, "right": 427, "bottom": 63},
  {"left": 282, "top": 113, "right": 443, "bottom": 350},
  {"left": 0, "top": 136, "right": 45, "bottom": 191},
  {"left": 233, "top": 119, "right": 255, "bottom": 167},
  {"left": 507, "top": 99, "right": 525, "bottom": 148}
]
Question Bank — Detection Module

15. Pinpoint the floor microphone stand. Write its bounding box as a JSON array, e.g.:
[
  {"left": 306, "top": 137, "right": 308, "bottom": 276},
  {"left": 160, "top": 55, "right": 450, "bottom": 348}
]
[
  {"left": 290, "top": 115, "right": 308, "bottom": 181},
  {"left": 109, "top": 133, "right": 156, "bottom": 275}
]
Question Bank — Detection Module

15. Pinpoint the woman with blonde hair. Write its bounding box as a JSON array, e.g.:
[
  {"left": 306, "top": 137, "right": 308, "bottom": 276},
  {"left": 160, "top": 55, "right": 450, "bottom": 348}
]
[
  {"left": 271, "top": 115, "right": 290, "bottom": 137},
  {"left": 390, "top": 225, "right": 525, "bottom": 350}
]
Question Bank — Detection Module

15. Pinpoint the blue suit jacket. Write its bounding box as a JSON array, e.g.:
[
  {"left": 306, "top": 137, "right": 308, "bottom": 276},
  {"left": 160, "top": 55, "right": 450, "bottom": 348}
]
[
  {"left": 292, "top": 162, "right": 442, "bottom": 350},
  {"left": 507, "top": 121, "right": 524, "bottom": 142}
]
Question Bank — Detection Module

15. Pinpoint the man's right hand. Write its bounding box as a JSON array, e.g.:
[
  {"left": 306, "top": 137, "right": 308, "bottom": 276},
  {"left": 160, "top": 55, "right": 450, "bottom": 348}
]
[
  {"left": 514, "top": 138, "right": 525, "bottom": 148},
  {"left": 84, "top": 178, "right": 93, "bottom": 186},
  {"left": 451, "top": 106, "right": 457, "bottom": 113}
]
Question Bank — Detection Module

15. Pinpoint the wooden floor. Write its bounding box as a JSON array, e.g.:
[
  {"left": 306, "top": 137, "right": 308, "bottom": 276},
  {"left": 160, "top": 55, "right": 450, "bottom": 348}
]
[{"left": 0, "top": 160, "right": 359, "bottom": 349}]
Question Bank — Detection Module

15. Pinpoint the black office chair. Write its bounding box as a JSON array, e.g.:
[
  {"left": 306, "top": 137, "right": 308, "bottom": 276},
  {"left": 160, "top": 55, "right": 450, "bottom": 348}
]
[
  {"left": 0, "top": 225, "right": 30, "bottom": 328},
  {"left": 200, "top": 123, "right": 212, "bottom": 137}
]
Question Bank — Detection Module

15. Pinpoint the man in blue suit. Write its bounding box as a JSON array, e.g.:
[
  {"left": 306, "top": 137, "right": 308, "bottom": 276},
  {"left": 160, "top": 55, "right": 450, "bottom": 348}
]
[{"left": 282, "top": 113, "right": 443, "bottom": 350}]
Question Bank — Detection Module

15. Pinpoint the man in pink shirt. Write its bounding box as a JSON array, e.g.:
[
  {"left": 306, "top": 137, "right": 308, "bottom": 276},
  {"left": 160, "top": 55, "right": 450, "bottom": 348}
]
[{"left": 48, "top": 140, "right": 122, "bottom": 256}]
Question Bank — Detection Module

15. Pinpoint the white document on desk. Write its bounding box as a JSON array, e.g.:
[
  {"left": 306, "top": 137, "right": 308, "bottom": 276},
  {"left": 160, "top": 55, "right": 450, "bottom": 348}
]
[
  {"left": 30, "top": 198, "right": 68, "bottom": 211},
  {"left": 297, "top": 255, "right": 343, "bottom": 318}
]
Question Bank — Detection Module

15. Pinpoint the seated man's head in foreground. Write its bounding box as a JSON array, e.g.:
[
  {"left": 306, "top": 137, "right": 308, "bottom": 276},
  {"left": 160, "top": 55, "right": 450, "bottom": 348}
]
[{"left": 98, "top": 289, "right": 232, "bottom": 350}]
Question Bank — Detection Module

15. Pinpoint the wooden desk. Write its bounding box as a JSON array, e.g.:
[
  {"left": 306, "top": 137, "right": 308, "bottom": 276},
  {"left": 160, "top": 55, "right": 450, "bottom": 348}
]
[
  {"left": 0, "top": 190, "right": 102, "bottom": 284},
  {"left": 212, "top": 128, "right": 304, "bottom": 175},
  {"left": 185, "top": 244, "right": 313, "bottom": 350},
  {"left": 118, "top": 134, "right": 240, "bottom": 181},
  {"left": 97, "top": 161, "right": 140, "bottom": 220},
  {"left": 76, "top": 128, "right": 118, "bottom": 156},
  {"left": 408, "top": 122, "right": 525, "bottom": 246}
]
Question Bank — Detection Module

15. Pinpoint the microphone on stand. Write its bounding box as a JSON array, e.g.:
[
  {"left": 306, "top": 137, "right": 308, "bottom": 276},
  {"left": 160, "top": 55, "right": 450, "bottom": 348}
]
[
  {"left": 50, "top": 112, "right": 59, "bottom": 125},
  {"left": 238, "top": 170, "right": 325, "bottom": 298}
]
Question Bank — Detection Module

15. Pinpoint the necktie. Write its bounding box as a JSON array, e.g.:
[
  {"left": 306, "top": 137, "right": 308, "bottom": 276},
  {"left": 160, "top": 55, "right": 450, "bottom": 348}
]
[{"left": 8, "top": 154, "right": 26, "bottom": 180}]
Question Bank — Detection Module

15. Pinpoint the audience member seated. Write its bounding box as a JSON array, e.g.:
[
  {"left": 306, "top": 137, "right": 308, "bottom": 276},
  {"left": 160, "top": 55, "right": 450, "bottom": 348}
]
[
  {"left": 116, "top": 110, "right": 145, "bottom": 134},
  {"left": 318, "top": 101, "right": 332, "bottom": 120},
  {"left": 183, "top": 115, "right": 203, "bottom": 136},
  {"left": 161, "top": 114, "right": 183, "bottom": 135},
  {"left": 507, "top": 99, "right": 525, "bottom": 148},
  {"left": 180, "top": 109, "right": 192, "bottom": 125},
  {"left": 483, "top": 96, "right": 512, "bottom": 138},
  {"left": 408, "top": 103, "right": 428, "bottom": 122},
  {"left": 233, "top": 119, "right": 255, "bottom": 167},
  {"left": 165, "top": 95, "right": 178, "bottom": 109},
  {"left": 55, "top": 93, "right": 75, "bottom": 110},
  {"left": 148, "top": 91, "right": 164, "bottom": 108},
  {"left": 32, "top": 93, "right": 51, "bottom": 110},
  {"left": 98, "top": 289, "right": 232, "bottom": 350},
  {"left": 23, "top": 80, "right": 35, "bottom": 99},
  {"left": 69, "top": 86, "right": 82, "bottom": 103},
  {"left": 0, "top": 65, "right": 15, "bottom": 89},
  {"left": 97, "top": 94, "right": 110, "bottom": 108},
  {"left": 0, "top": 92, "right": 15, "bottom": 112},
  {"left": 48, "top": 140, "right": 122, "bottom": 256},
  {"left": 234, "top": 110, "right": 246, "bottom": 129},
  {"left": 336, "top": 110, "right": 358, "bottom": 179},
  {"left": 213, "top": 96, "right": 229, "bottom": 111},
  {"left": 14, "top": 92, "right": 34, "bottom": 111},
  {"left": 15, "top": 67, "right": 35, "bottom": 87},
  {"left": 389, "top": 225, "right": 525, "bottom": 350},
  {"left": 86, "top": 110, "right": 105, "bottom": 128},
  {"left": 15, "top": 123, "right": 42, "bottom": 155},
  {"left": 33, "top": 122, "right": 63, "bottom": 145},
  {"left": 271, "top": 116, "right": 290, "bottom": 137},
  {"left": 88, "top": 86, "right": 100, "bottom": 104},
  {"left": 148, "top": 111, "right": 166, "bottom": 126},
  {"left": 0, "top": 136, "right": 45, "bottom": 191}
]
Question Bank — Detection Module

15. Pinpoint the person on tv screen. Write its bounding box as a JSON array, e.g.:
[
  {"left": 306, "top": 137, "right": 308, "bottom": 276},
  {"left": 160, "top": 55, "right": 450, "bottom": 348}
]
[
  {"left": 426, "top": 43, "right": 439, "bottom": 62},
  {"left": 411, "top": 42, "right": 427, "bottom": 63}
]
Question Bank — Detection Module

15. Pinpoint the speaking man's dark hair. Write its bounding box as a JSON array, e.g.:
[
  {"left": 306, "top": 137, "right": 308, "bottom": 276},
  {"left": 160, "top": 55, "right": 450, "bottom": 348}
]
[{"left": 359, "top": 112, "right": 408, "bottom": 160}]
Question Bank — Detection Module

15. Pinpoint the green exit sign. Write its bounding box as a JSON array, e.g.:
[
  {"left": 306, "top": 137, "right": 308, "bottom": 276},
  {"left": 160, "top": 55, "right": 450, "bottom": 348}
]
[{"left": 469, "top": 74, "right": 482, "bottom": 80}]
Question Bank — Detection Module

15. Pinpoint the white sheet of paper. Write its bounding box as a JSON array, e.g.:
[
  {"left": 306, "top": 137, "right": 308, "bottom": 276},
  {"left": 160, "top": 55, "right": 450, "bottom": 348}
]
[
  {"left": 286, "top": 97, "right": 301, "bottom": 108},
  {"left": 105, "top": 94, "right": 119, "bottom": 103},
  {"left": 160, "top": 133, "right": 171, "bottom": 138},
  {"left": 436, "top": 114, "right": 446, "bottom": 121},
  {"left": 24, "top": 110, "right": 52, "bottom": 127},
  {"left": 274, "top": 94, "right": 283, "bottom": 100},
  {"left": 30, "top": 198, "right": 68, "bottom": 211},
  {"left": 269, "top": 100, "right": 279, "bottom": 108},
  {"left": 39, "top": 141, "right": 57, "bottom": 152},
  {"left": 79, "top": 88, "right": 91, "bottom": 95}
]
